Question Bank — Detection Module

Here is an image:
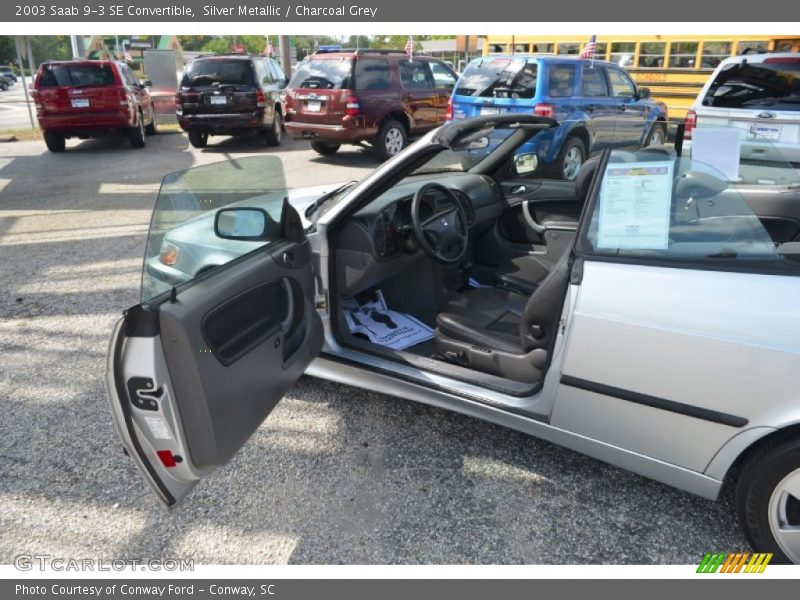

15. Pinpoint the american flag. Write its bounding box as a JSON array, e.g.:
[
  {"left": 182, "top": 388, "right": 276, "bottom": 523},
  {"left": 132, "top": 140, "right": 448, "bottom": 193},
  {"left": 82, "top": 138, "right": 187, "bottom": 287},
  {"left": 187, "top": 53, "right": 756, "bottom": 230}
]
[
  {"left": 404, "top": 36, "right": 413, "bottom": 60},
  {"left": 580, "top": 35, "right": 597, "bottom": 60},
  {"left": 123, "top": 45, "right": 133, "bottom": 63}
]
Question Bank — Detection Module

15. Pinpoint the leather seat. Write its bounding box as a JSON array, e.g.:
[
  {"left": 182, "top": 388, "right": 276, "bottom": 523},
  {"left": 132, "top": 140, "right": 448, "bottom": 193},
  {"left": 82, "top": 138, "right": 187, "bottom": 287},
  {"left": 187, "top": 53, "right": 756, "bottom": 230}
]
[
  {"left": 435, "top": 250, "right": 573, "bottom": 382},
  {"left": 494, "top": 157, "right": 599, "bottom": 295}
]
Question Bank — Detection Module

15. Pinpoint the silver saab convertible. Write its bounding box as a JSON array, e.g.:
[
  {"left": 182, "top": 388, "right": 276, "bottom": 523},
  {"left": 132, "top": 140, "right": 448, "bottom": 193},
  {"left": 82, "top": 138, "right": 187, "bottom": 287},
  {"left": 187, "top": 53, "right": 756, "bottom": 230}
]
[{"left": 106, "top": 115, "right": 800, "bottom": 562}]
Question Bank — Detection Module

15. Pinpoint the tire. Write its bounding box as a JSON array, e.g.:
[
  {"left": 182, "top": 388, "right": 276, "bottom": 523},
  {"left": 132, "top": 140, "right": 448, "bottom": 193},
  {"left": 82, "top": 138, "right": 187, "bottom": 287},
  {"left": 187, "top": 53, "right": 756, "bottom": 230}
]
[
  {"left": 374, "top": 119, "right": 407, "bottom": 161},
  {"left": 188, "top": 131, "right": 208, "bottom": 148},
  {"left": 311, "top": 141, "right": 341, "bottom": 156},
  {"left": 128, "top": 113, "right": 146, "bottom": 149},
  {"left": 554, "top": 136, "right": 586, "bottom": 181},
  {"left": 736, "top": 436, "right": 800, "bottom": 564},
  {"left": 264, "top": 110, "right": 282, "bottom": 146},
  {"left": 1, "top": 82, "right": 7, "bottom": 91},
  {"left": 646, "top": 122, "right": 667, "bottom": 147},
  {"left": 145, "top": 109, "right": 158, "bottom": 136},
  {"left": 43, "top": 131, "right": 65, "bottom": 153}
]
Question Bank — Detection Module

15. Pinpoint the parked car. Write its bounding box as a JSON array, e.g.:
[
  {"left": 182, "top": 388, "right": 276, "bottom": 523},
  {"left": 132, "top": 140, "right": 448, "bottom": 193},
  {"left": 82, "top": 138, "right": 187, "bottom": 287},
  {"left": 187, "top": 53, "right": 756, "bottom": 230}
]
[
  {"left": 283, "top": 49, "right": 458, "bottom": 160},
  {"left": 31, "top": 60, "right": 157, "bottom": 153},
  {"left": 107, "top": 114, "right": 800, "bottom": 563},
  {"left": 449, "top": 55, "right": 669, "bottom": 179},
  {"left": 685, "top": 52, "right": 800, "bottom": 165},
  {"left": 0, "top": 74, "right": 13, "bottom": 90},
  {"left": 175, "top": 54, "right": 287, "bottom": 148},
  {"left": 0, "top": 66, "right": 17, "bottom": 83}
]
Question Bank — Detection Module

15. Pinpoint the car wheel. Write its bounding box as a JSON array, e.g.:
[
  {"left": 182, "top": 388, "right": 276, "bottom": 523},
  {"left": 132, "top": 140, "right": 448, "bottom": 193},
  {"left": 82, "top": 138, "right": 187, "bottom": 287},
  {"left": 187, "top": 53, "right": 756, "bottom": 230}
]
[
  {"left": 1, "top": 82, "right": 7, "bottom": 91},
  {"left": 188, "top": 131, "right": 208, "bottom": 148},
  {"left": 646, "top": 123, "right": 667, "bottom": 146},
  {"left": 375, "top": 119, "right": 407, "bottom": 161},
  {"left": 129, "top": 114, "right": 146, "bottom": 149},
  {"left": 145, "top": 109, "right": 158, "bottom": 136},
  {"left": 736, "top": 436, "right": 800, "bottom": 564},
  {"left": 264, "top": 110, "right": 282, "bottom": 146},
  {"left": 311, "top": 141, "right": 341, "bottom": 156},
  {"left": 556, "top": 137, "right": 586, "bottom": 181},
  {"left": 43, "top": 131, "right": 65, "bottom": 153}
]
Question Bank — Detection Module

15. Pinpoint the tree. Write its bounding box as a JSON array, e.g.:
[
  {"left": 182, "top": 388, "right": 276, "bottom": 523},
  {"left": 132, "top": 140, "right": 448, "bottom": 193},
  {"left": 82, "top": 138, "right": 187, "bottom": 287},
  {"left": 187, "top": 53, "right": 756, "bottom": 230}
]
[{"left": 177, "top": 36, "right": 214, "bottom": 51}]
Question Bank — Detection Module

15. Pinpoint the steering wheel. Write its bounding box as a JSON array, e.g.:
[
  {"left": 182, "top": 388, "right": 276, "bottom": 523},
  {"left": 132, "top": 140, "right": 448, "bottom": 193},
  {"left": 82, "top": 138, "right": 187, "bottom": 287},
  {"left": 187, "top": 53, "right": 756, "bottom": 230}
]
[{"left": 410, "top": 182, "right": 469, "bottom": 265}]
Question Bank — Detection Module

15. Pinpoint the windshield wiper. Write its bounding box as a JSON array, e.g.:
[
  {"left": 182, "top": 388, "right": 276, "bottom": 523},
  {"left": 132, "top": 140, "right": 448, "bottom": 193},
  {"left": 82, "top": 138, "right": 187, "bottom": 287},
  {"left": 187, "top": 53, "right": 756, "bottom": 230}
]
[{"left": 305, "top": 181, "right": 356, "bottom": 218}]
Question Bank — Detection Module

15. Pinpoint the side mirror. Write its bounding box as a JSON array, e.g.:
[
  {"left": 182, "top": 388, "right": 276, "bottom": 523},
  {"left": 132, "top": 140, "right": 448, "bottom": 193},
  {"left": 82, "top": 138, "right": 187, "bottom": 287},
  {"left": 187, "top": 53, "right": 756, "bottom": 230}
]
[
  {"left": 637, "top": 86, "right": 651, "bottom": 100},
  {"left": 514, "top": 152, "right": 539, "bottom": 176},
  {"left": 214, "top": 207, "right": 271, "bottom": 241},
  {"left": 140, "top": 79, "right": 152, "bottom": 87}
]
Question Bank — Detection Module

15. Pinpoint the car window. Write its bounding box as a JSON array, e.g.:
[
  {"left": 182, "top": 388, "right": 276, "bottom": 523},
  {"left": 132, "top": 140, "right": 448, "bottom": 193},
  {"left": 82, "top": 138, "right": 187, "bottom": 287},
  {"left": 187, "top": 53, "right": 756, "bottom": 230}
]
[
  {"left": 141, "top": 157, "right": 289, "bottom": 303},
  {"left": 430, "top": 61, "right": 457, "bottom": 90},
  {"left": 38, "top": 64, "right": 116, "bottom": 87},
  {"left": 288, "top": 58, "right": 353, "bottom": 89},
  {"left": 255, "top": 60, "right": 272, "bottom": 84},
  {"left": 607, "top": 68, "right": 636, "bottom": 97},
  {"left": 270, "top": 60, "right": 286, "bottom": 83},
  {"left": 354, "top": 58, "right": 391, "bottom": 90},
  {"left": 121, "top": 66, "right": 138, "bottom": 87},
  {"left": 702, "top": 59, "right": 800, "bottom": 110},
  {"left": 581, "top": 65, "right": 609, "bottom": 96},
  {"left": 181, "top": 59, "right": 256, "bottom": 86},
  {"left": 399, "top": 60, "right": 434, "bottom": 89},
  {"left": 584, "top": 149, "right": 793, "bottom": 270},
  {"left": 455, "top": 58, "right": 538, "bottom": 99},
  {"left": 548, "top": 64, "right": 576, "bottom": 98}
]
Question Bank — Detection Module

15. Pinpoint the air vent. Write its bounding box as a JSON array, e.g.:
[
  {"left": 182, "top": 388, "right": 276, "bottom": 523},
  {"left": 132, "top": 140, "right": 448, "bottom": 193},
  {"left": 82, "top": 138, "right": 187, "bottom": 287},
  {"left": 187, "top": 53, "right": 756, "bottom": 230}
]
[
  {"left": 373, "top": 213, "right": 387, "bottom": 257},
  {"left": 455, "top": 191, "right": 475, "bottom": 226},
  {"left": 481, "top": 175, "right": 500, "bottom": 195}
]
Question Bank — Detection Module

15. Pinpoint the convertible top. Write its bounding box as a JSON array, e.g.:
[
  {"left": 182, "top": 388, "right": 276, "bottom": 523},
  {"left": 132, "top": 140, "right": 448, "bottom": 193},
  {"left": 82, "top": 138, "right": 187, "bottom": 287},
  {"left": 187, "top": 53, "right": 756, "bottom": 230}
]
[{"left": 433, "top": 114, "right": 558, "bottom": 147}]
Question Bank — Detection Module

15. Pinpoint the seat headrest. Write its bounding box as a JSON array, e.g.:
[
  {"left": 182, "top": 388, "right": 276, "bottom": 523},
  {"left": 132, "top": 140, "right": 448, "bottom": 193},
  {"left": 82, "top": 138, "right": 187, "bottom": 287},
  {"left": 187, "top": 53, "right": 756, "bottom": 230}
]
[{"left": 575, "top": 157, "right": 600, "bottom": 200}]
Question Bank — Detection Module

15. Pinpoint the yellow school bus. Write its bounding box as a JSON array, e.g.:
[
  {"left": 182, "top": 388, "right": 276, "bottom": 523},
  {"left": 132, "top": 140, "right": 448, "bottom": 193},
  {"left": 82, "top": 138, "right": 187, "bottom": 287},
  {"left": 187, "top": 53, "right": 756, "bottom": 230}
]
[{"left": 482, "top": 35, "right": 800, "bottom": 120}]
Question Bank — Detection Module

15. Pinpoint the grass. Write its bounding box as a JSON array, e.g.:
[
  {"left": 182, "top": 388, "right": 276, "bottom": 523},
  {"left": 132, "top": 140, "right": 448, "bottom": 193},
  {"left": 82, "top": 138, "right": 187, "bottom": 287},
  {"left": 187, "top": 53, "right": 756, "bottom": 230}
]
[{"left": 0, "top": 121, "right": 182, "bottom": 142}]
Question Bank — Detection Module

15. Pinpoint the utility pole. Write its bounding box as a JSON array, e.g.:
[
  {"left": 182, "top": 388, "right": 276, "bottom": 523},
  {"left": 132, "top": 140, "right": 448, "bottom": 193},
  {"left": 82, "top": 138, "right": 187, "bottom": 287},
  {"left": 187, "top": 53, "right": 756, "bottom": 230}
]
[
  {"left": 279, "top": 35, "right": 291, "bottom": 77},
  {"left": 14, "top": 36, "right": 36, "bottom": 131}
]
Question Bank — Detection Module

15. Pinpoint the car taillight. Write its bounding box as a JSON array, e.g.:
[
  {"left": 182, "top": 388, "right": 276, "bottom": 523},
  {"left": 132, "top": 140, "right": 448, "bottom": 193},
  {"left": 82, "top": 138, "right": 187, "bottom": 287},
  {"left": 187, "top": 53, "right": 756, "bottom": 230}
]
[
  {"left": 118, "top": 88, "right": 130, "bottom": 107},
  {"left": 174, "top": 92, "right": 182, "bottom": 108},
  {"left": 533, "top": 103, "right": 555, "bottom": 118},
  {"left": 345, "top": 95, "right": 361, "bottom": 117},
  {"left": 255, "top": 88, "right": 266, "bottom": 108},
  {"left": 684, "top": 109, "right": 697, "bottom": 140},
  {"left": 445, "top": 98, "right": 453, "bottom": 121}
]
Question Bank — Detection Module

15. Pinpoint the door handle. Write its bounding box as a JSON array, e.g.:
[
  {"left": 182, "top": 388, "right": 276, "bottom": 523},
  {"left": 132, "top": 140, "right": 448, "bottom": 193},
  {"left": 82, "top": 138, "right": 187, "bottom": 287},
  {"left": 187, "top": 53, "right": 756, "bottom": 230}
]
[
  {"left": 510, "top": 185, "right": 526, "bottom": 195},
  {"left": 586, "top": 104, "right": 596, "bottom": 112},
  {"left": 522, "top": 200, "right": 547, "bottom": 235},
  {"left": 619, "top": 104, "right": 627, "bottom": 112}
]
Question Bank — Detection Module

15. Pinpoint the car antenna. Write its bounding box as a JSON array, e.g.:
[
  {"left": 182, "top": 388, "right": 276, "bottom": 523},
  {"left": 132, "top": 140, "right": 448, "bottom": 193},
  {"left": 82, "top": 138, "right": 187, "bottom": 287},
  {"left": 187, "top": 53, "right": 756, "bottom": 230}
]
[{"left": 169, "top": 287, "right": 178, "bottom": 303}]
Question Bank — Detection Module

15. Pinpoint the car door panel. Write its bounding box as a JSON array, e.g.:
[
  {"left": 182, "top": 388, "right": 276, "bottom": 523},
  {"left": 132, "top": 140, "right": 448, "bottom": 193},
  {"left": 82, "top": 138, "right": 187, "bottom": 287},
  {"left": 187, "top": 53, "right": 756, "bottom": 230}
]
[
  {"left": 108, "top": 221, "right": 323, "bottom": 506},
  {"left": 739, "top": 187, "right": 800, "bottom": 244},
  {"left": 496, "top": 179, "right": 581, "bottom": 245}
]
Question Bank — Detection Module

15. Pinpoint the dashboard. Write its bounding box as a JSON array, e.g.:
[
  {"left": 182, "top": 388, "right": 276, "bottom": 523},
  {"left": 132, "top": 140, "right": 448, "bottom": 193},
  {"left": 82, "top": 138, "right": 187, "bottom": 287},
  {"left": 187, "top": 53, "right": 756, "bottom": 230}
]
[{"left": 334, "top": 172, "right": 504, "bottom": 296}]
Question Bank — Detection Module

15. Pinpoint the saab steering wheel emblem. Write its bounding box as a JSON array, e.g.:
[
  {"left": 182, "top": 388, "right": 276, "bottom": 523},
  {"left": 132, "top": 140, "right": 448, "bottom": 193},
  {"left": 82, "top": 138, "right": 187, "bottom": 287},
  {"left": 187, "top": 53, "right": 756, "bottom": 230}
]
[
  {"left": 441, "top": 216, "right": 449, "bottom": 227},
  {"left": 758, "top": 111, "right": 776, "bottom": 119}
]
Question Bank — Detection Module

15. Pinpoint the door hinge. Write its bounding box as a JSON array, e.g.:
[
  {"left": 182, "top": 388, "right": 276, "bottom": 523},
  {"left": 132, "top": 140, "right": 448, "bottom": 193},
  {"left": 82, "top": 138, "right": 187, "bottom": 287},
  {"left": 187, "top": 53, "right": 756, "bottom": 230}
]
[{"left": 314, "top": 294, "right": 327, "bottom": 311}]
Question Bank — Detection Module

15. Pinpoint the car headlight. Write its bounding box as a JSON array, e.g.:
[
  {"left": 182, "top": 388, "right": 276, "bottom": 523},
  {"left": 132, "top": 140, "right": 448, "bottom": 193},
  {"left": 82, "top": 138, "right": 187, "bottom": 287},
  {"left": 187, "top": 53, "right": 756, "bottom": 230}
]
[{"left": 159, "top": 240, "right": 180, "bottom": 266}]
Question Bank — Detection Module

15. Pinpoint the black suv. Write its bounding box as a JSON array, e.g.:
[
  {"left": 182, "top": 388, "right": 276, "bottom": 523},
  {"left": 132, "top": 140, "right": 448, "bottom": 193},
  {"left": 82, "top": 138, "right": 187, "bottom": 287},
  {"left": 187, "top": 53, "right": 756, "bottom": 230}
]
[{"left": 176, "top": 54, "right": 287, "bottom": 148}]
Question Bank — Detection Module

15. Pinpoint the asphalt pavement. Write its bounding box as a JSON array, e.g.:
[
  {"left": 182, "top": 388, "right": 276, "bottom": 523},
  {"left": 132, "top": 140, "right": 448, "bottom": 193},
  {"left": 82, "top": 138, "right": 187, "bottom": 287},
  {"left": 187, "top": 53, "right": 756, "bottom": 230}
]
[{"left": 0, "top": 132, "right": 749, "bottom": 564}]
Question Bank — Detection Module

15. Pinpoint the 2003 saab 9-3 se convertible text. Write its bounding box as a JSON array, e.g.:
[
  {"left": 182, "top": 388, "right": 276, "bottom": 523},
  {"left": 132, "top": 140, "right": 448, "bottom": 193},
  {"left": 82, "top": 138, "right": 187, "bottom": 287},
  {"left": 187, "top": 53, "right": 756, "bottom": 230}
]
[{"left": 106, "top": 115, "right": 800, "bottom": 563}]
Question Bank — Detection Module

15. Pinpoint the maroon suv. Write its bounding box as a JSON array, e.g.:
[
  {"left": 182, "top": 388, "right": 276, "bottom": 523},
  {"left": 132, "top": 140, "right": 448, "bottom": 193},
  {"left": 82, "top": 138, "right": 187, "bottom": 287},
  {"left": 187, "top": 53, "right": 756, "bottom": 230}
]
[
  {"left": 283, "top": 49, "right": 458, "bottom": 160},
  {"left": 32, "top": 60, "right": 157, "bottom": 153}
]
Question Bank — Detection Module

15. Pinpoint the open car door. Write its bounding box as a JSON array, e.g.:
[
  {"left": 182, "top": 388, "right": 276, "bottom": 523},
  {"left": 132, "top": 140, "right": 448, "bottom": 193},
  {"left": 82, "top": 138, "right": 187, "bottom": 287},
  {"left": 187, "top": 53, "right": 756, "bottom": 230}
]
[{"left": 106, "top": 157, "right": 323, "bottom": 507}]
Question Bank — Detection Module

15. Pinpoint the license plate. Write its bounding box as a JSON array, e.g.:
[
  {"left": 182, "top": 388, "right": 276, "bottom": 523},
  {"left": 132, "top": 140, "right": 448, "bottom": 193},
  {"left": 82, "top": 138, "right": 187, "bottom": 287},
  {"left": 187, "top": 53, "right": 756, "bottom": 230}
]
[
  {"left": 480, "top": 106, "right": 500, "bottom": 115},
  {"left": 306, "top": 100, "right": 322, "bottom": 112},
  {"left": 748, "top": 123, "right": 781, "bottom": 141},
  {"left": 209, "top": 95, "right": 227, "bottom": 105},
  {"left": 70, "top": 98, "right": 89, "bottom": 108}
]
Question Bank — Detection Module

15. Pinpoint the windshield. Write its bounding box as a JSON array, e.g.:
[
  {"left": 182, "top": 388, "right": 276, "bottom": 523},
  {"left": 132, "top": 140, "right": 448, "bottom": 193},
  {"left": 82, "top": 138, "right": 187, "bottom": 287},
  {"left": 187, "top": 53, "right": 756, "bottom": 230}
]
[
  {"left": 39, "top": 64, "right": 116, "bottom": 87},
  {"left": 455, "top": 58, "right": 538, "bottom": 98},
  {"left": 181, "top": 59, "right": 255, "bottom": 87},
  {"left": 288, "top": 58, "right": 353, "bottom": 90},
  {"left": 702, "top": 58, "right": 800, "bottom": 109},
  {"left": 141, "top": 157, "right": 288, "bottom": 303}
]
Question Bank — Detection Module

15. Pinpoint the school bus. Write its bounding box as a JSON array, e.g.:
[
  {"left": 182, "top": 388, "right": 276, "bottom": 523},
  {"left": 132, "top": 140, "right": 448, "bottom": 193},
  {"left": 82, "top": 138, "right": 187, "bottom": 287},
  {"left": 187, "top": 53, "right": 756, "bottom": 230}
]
[{"left": 482, "top": 35, "right": 800, "bottom": 120}]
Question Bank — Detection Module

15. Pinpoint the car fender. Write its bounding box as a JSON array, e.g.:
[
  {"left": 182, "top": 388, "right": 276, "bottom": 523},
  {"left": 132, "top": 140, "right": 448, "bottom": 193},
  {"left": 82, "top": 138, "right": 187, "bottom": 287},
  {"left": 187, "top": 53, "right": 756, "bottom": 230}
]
[
  {"left": 543, "top": 121, "right": 589, "bottom": 164},
  {"left": 372, "top": 104, "right": 415, "bottom": 133}
]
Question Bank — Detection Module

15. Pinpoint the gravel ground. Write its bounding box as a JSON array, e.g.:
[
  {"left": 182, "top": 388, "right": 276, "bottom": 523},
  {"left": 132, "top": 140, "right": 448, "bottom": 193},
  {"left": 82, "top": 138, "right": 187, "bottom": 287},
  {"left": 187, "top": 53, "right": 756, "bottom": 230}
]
[{"left": 0, "top": 133, "right": 748, "bottom": 564}]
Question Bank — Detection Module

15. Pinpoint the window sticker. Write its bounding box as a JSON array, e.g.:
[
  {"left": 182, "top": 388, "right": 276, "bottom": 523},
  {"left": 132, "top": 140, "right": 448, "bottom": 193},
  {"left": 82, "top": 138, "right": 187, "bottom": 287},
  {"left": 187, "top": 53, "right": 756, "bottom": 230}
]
[{"left": 597, "top": 161, "right": 673, "bottom": 250}]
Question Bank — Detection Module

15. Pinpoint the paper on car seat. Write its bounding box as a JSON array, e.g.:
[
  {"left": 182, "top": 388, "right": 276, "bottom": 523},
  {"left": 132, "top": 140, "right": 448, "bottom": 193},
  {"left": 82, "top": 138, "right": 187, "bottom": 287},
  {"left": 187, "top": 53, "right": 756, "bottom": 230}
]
[
  {"left": 343, "top": 290, "right": 434, "bottom": 351},
  {"left": 597, "top": 161, "right": 673, "bottom": 250},
  {"left": 690, "top": 127, "right": 741, "bottom": 182}
]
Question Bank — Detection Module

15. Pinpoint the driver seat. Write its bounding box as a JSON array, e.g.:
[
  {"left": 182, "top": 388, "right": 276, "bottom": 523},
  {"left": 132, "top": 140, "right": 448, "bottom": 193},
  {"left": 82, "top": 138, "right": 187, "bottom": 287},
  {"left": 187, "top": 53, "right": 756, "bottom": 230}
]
[{"left": 435, "top": 249, "right": 572, "bottom": 383}]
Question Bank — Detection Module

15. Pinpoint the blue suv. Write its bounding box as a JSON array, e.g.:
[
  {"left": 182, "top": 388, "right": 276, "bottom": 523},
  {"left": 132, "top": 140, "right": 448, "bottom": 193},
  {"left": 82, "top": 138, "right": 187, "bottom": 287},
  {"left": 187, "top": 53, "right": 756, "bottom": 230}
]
[{"left": 449, "top": 55, "right": 668, "bottom": 179}]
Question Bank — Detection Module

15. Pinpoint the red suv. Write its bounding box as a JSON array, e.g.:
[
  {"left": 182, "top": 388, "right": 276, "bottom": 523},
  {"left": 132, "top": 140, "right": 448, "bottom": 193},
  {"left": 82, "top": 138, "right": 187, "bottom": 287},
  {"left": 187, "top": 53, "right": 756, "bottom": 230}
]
[
  {"left": 32, "top": 60, "right": 157, "bottom": 153},
  {"left": 283, "top": 49, "right": 458, "bottom": 160}
]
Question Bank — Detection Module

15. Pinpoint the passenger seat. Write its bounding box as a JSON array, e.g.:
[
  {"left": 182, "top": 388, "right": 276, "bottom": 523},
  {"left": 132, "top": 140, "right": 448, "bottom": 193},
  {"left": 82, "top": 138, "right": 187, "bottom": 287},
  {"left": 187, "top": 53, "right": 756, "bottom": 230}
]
[{"left": 493, "top": 157, "right": 599, "bottom": 295}]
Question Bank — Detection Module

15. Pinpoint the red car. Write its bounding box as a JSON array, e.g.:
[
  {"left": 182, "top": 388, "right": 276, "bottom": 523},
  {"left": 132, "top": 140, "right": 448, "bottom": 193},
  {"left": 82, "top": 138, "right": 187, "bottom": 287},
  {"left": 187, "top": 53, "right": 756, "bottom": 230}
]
[{"left": 32, "top": 60, "right": 157, "bottom": 153}]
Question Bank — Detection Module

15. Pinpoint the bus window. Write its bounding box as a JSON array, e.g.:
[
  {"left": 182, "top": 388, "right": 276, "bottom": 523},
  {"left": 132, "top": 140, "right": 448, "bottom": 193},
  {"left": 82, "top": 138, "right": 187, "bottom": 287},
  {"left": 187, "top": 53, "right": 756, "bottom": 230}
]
[
  {"left": 531, "top": 43, "right": 554, "bottom": 54},
  {"left": 737, "top": 40, "right": 768, "bottom": 54},
  {"left": 638, "top": 42, "right": 666, "bottom": 67},
  {"left": 609, "top": 42, "right": 635, "bottom": 67},
  {"left": 669, "top": 42, "right": 699, "bottom": 68},
  {"left": 775, "top": 41, "right": 794, "bottom": 52},
  {"left": 701, "top": 42, "right": 732, "bottom": 68},
  {"left": 557, "top": 43, "right": 580, "bottom": 55},
  {"left": 594, "top": 43, "right": 608, "bottom": 60},
  {"left": 488, "top": 44, "right": 506, "bottom": 54},
  {"left": 512, "top": 43, "right": 529, "bottom": 53}
]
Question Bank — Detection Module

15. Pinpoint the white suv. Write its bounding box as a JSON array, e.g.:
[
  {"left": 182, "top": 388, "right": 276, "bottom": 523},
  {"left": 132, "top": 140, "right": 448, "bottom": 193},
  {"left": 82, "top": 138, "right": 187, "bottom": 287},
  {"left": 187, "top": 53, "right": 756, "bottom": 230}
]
[{"left": 686, "top": 53, "right": 800, "bottom": 165}]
